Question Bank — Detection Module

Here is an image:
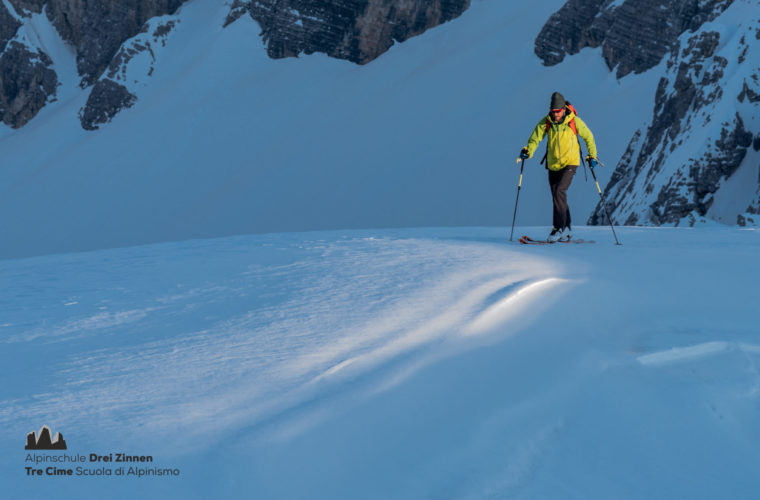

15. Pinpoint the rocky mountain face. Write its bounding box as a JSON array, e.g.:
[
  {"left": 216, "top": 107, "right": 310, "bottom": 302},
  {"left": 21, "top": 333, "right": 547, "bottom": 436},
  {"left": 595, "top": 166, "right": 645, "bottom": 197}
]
[
  {"left": 0, "top": 0, "right": 187, "bottom": 129},
  {"left": 0, "top": 3, "right": 56, "bottom": 128},
  {"left": 535, "top": 0, "right": 734, "bottom": 78},
  {"left": 35, "top": 0, "right": 185, "bottom": 87},
  {"left": 227, "top": 0, "right": 470, "bottom": 65},
  {"left": 79, "top": 15, "right": 180, "bottom": 130},
  {"left": 0, "top": 40, "right": 57, "bottom": 128},
  {"left": 537, "top": 0, "right": 759, "bottom": 227},
  {"left": 1, "top": 0, "right": 469, "bottom": 130}
]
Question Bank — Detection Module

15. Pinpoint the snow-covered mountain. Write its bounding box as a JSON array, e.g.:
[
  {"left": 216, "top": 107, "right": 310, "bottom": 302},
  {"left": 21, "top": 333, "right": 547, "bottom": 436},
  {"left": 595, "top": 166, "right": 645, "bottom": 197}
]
[
  {"left": 0, "top": 0, "right": 470, "bottom": 130},
  {"left": 582, "top": 0, "right": 760, "bottom": 227}
]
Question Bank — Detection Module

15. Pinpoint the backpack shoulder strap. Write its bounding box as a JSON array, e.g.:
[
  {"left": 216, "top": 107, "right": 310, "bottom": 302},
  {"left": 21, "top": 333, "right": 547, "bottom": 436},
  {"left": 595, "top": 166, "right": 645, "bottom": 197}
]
[
  {"left": 568, "top": 117, "right": 578, "bottom": 136},
  {"left": 565, "top": 102, "right": 579, "bottom": 136}
]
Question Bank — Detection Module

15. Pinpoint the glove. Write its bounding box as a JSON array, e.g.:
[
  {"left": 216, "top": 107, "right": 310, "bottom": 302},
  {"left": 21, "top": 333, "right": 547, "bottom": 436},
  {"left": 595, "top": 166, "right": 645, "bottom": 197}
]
[
  {"left": 519, "top": 147, "right": 529, "bottom": 160},
  {"left": 586, "top": 155, "right": 598, "bottom": 169}
]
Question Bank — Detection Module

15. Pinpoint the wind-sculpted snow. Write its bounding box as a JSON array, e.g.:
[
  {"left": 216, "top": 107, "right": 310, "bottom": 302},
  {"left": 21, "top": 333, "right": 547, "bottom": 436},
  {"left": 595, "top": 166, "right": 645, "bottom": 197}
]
[
  {"left": 3, "top": 225, "right": 760, "bottom": 499},
  {"left": 0, "top": 228, "right": 571, "bottom": 454}
]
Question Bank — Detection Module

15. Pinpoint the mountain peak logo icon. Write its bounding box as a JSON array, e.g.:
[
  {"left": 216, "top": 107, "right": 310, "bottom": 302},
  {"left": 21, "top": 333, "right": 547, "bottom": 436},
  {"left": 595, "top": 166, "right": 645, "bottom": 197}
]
[{"left": 25, "top": 425, "right": 67, "bottom": 450}]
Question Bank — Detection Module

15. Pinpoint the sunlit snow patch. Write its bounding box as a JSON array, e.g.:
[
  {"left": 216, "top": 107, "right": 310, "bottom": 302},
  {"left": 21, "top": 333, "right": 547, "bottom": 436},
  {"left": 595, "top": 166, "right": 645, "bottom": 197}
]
[{"left": 464, "top": 278, "right": 571, "bottom": 336}]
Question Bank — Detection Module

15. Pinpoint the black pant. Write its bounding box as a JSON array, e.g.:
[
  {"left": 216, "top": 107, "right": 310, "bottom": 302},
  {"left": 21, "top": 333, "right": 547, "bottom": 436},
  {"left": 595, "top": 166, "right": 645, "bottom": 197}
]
[{"left": 548, "top": 165, "right": 577, "bottom": 230}]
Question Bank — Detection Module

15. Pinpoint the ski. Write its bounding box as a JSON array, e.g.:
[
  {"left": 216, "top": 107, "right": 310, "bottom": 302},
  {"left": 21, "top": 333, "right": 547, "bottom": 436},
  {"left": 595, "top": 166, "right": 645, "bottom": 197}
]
[{"left": 518, "top": 235, "right": 595, "bottom": 245}]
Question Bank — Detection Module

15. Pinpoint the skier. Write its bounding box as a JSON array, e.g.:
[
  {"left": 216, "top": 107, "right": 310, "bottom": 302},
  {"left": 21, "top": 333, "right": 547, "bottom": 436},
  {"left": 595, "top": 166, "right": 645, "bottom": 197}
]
[{"left": 519, "top": 92, "right": 598, "bottom": 242}]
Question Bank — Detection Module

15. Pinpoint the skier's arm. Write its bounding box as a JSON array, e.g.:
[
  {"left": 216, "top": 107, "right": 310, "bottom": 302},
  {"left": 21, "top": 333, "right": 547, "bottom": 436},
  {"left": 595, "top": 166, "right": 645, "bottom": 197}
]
[
  {"left": 524, "top": 118, "right": 548, "bottom": 158},
  {"left": 575, "top": 116, "right": 598, "bottom": 158}
]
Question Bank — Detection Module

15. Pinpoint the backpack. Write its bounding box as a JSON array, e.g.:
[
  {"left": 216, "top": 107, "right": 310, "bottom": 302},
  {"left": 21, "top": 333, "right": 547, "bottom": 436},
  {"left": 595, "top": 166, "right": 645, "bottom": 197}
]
[{"left": 540, "top": 101, "right": 586, "bottom": 177}]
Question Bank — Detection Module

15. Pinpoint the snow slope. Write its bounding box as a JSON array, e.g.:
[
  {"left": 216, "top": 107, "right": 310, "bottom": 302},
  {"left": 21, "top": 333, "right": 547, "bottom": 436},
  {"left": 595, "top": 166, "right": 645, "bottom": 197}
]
[
  {"left": 4, "top": 225, "right": 760, "bottom": 499},
  {"left": 0, "top": 0, "right": 659, "bottom": 259}
]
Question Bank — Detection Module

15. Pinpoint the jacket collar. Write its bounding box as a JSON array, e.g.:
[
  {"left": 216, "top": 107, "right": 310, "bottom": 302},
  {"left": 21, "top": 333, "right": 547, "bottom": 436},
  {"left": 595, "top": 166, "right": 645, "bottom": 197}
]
[{"left": 547, "top": 109, "right": 575, "bottom": 125}]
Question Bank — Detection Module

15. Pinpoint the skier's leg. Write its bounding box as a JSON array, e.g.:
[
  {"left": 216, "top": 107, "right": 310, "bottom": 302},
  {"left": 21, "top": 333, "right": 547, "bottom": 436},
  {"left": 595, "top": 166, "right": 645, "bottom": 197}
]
[
  {"left": 548, "top": 170, "right": 561, "bottom": 229},
  {"left": 554, "top": 165, "right": 577, "bottom": 229}
]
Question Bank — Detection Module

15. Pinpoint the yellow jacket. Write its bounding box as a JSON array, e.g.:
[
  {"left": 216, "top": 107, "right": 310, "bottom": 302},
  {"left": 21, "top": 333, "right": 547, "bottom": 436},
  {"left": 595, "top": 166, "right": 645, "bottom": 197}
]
[{"left": 525, "top": 111, "right": 597, "bottom": 171}]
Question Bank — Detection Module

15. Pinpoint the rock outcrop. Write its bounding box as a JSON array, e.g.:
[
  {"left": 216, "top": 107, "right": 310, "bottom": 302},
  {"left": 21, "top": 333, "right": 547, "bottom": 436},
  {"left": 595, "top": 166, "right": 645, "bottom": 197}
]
[
  {"left": 79, "top": 16, "right": 178, "bottom": 130},
  {"left": 1, "top": 3, "right": 22, "bottom": 49},
  {"left": 588, "top": 16, "right": 760, "bottom": 227},
  {"left": 0, "top": 0, "right": 187, "bottom": 129},
  {"left": 231, "top": 0, "right": 471, "bottom": 65},
  {"left": 0, "top": 2, "right": 60, "bottom": 128},
  {"left": 0, "top": 41, "right": 58, "bottom": 128},
  {"left": 79, "top": 79, "right": 136, "bottom": 130},
  {"left": 535, "top": 0, "right": 734, "bottom": 78},
  {"left": 9, "top": 0, "right": 46, "bottom": 14},
  {"left": 45, "top": 0, "right": 187, "bottom": 87}
]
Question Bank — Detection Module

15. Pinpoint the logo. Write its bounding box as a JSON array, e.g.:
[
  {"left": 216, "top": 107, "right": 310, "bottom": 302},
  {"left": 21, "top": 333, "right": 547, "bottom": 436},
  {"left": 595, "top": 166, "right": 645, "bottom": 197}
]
[
  {"left": 23, "top": 426, "right": 181, "bottom": 478},
  {"left": 25, "top": 425, "right": 67, "bottom": 450}
]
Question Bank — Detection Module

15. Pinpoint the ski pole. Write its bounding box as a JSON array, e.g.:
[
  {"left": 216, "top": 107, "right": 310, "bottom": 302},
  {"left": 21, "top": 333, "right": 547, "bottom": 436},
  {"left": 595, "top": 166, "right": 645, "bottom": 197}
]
[
  {"left": 588, "top": 158, "right": 621, "bottom": 245},
  {"left": 509, "top": 157, "right": 525, "bottom": 241},
  {"left": 577, "top": 138, "right": 588, "bottom": 182}
]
